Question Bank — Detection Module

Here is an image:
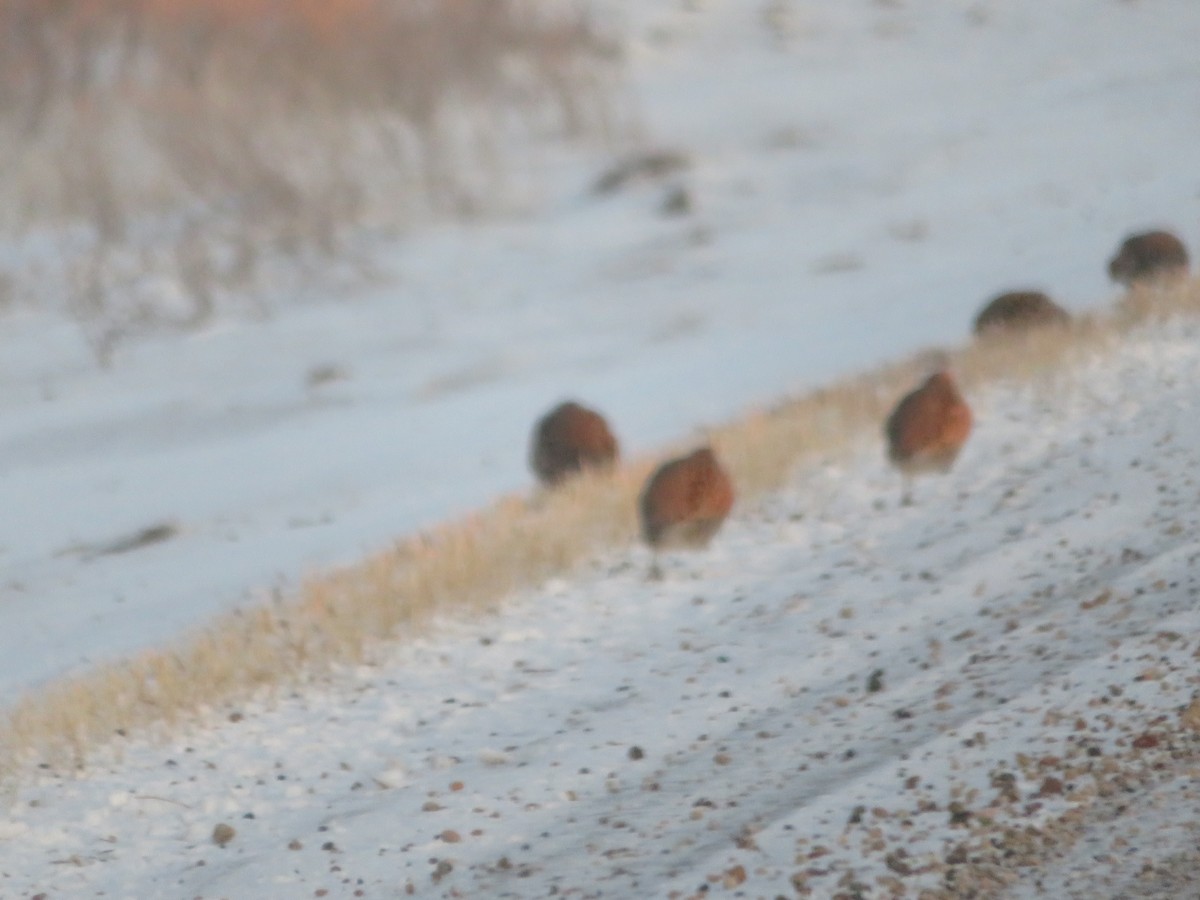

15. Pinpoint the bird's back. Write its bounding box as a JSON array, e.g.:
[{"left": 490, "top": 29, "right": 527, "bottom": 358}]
[
  {"left": 886, "top": 373, "right": 972, "bottom": 474},
  {"left": 973, "top": 290, "right": 1069, "bottom": 337},
  {"left": 531, "top": 402, "right": 619, "bottom": 485},
  {"left": 640, "top": 448, "right": 734, "bottom": 549},
  {"left": 1108, "top": 231, "right": 1190, "bottom": 285}
]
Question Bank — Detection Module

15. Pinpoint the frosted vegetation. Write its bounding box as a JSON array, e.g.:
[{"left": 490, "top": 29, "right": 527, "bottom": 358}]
[{"left": 0, "top": 0, "right": 618, "bottom": 361}]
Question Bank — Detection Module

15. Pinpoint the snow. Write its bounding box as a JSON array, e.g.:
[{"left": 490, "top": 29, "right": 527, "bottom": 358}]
[
  {"left": 1, "top": 0, "right": 1200, "bottom": 894},
  {"left": 2, "top": 0, "right": 1198, "bottom": 697},
  {"left": 5, "top": 315, "right": 1200, "bottom": 898}
]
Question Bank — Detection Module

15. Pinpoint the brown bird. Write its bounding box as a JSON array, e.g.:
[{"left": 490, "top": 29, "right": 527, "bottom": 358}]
[
  {"left": 1108, "top": 230, "right": 1189, "bottom": 286},
  {"left": 885, "top": 371, "right": 972, "bottom": 505},
  {"left": 639, "top": 447, "right": 734, "bottom": 573},
  {"left": 529, "top": 401, "right": 619, "bottom": 487},
  {"left": 973, "top": 290, "right": 1069, "bottom": 339}
]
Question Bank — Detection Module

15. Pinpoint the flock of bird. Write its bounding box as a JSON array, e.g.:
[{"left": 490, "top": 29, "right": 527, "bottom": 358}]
[{"left": 529, "top": 228, "right": 1191, "bottom": 562}]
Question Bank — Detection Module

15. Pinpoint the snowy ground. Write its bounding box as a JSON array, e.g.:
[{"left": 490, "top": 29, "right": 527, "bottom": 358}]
[
  {"left": 1, "top": 0, "right": 1198, "bottom": 699},
  {"left": 3, "top": 315, "right": 1200, "bottom": 898},
  {"left": 2, "top": 1, "right": 1200, "bottom": 896}
]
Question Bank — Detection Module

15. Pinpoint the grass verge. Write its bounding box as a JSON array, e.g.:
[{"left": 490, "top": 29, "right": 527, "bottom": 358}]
[{"left": 2, "top": 278, "right": 1197, "bottom": 783}]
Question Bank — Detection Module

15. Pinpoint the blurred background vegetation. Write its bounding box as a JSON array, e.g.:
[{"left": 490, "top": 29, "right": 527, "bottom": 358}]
[{"left": 0, "top": 0, "right": 620, "bottom": 361}]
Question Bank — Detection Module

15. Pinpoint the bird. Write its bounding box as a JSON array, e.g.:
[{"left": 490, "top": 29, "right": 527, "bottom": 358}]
[
  {"left": 639, "top": 446, "right": 734, "bottom": 575},
  {"left": 884, "top": 370, "right": 972, "bottom": 505},
  {"left": 1108, "top": 230, "right": 1189, "bottom": 286},
  {"left": 529, "top": 401, "right": 619, "bottom": 487},
  {"left": 973, "top": 290, "right": 1070, "bottom": 339}
]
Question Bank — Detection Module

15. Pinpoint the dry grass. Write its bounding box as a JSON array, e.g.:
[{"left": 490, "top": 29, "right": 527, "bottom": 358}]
[
  {"left": 0, "top": 0, "right": 619, "bottom": 361},
  {"left": 2, "top": 279, "right": 1198, "bottom": 784}
]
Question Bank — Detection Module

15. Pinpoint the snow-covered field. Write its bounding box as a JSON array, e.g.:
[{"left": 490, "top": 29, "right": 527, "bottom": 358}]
[
  {"left": 4, "top": 314, "right": 1200, "bottom": 898},
  {"left": 1, "top": 0, "right": 1197, "bottom": 697},
  {"left": 2, "top": 0, "right": 1200, "bottom": 896}
]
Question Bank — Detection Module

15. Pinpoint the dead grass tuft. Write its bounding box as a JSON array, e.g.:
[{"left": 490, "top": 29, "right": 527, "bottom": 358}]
[{"left": 2, "top": 279, "right": 1198, "bottom": 782}]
